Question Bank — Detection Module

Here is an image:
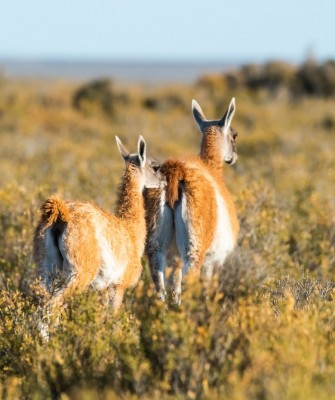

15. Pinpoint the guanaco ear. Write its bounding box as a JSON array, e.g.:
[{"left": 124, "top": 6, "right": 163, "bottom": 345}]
[
  {"left": 137, "top": 135, "right": 146, "bottom": 166},
  {"left": 192, "top": 99, "right": 207, "bottom": 130},
  {"left": 115, "top": 136, "right": 130, "bottom": 162},
  {"left": 219, "top": 97, "right": 236, "bottom": 128}
]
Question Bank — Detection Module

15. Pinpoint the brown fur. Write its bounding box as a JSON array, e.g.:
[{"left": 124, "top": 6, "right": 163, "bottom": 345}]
[
  {"left": 40, "top": 196, "right": 70, "bottom": 228},
  {"left": 162, "top": 162, "right": 184, "bottom": 208},
  {"left": 200, "top": 127, "right": 227, "bottom": 178}
]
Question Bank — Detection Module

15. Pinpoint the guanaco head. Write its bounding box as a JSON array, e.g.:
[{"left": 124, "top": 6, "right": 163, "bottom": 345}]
[
  {"left": 192, "top": 98, "right": 238, "bottom": 165},
  {"left": 115, "top": 135, "right": 166, "bottom": 189}
]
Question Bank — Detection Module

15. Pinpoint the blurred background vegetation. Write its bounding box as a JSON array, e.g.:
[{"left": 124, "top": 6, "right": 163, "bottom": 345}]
[{"left": 0, "top": 59, "right": 335, "bottom": 399}]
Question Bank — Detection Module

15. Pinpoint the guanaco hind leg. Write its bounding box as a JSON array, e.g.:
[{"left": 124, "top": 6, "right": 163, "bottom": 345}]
[{"left": 147, "top": 203, "right": 174, "bottom": 301}]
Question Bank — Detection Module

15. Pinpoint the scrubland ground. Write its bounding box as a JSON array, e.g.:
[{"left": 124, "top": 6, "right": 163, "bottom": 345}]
[{"left": 0, "top": 73, "right": 335, "bottom": 399}]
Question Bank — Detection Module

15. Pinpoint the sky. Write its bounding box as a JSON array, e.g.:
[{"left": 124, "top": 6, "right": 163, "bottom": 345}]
[{"left": 0, "top": 0, "right": 334, "bottom": 63}]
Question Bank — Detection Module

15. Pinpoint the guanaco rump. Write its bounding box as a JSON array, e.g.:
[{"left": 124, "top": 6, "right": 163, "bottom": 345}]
[
  {"left": 145, "top": 98, "right": 239, "bottom": 303},
  {"left": 33, "top": 135, "right": 166, "bottom": 315}
]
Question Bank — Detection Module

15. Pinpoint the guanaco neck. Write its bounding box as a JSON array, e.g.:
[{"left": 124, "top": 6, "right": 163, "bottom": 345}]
[
  {"left": 115, "top": 164, "right": 145, "bottom": 233},
  {"left": 200, "top": 128, "right": 224, "bottom": 179}
]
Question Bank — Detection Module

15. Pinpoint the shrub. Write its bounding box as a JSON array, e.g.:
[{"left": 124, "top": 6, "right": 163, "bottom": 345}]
[
  {"left": 197, "top": 59, "right": 335, "bottom": 98},
  {"left": 142, "top": 94, "right": 186, "bottom": 112},
  {"left": 296, "top": 59, "right": 335, "bottom": 97},
  {"left": 72, "top": 79, "right": 114, "bottom": 117}
]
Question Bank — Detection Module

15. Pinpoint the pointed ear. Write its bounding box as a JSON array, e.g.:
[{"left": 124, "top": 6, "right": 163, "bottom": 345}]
[
  {"left": 115, "top": 136, "right": 130, "bottom": 162},
  {"left": 192, "top": 99, "right": 207, "bottom": 129},
  {"left": 219, "top": 97, "right": 236, "bottom": 128},
  {"left": 137, "top": 135, "right": 146, "bottom": 165}
]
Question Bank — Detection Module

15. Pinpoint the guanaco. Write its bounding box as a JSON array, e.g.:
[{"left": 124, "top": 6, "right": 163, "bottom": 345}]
[
  {"left": 145, "top": 99, "right": 239, "bottom": 303},
  {"left": 33, "top": 135, "right": 166, "bottom": 314}
]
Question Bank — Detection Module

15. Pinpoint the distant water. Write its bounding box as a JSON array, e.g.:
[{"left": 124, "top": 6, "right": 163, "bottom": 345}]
[{"left": 0, "top": 59, "right": 241, "bottom": 83}]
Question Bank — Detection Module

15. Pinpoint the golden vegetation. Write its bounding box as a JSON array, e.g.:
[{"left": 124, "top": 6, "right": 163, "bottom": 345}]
[{"left": 0, "top": 64, "right": 335, "bottom": 399}]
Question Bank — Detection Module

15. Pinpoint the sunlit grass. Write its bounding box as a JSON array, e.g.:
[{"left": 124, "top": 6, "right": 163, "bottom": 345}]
[{"left": 0, "top": 74, "right": 335, "bottom": 399}]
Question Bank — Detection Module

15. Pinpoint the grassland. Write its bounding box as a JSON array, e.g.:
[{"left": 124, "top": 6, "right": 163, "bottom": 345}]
[{"left": 0, "top": 69, "right": 335, "bottom": 399}]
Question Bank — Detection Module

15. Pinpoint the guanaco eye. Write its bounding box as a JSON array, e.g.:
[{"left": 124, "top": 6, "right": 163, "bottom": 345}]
[{"left": 152, "top": 164, "right": 160, "bottom": 172}]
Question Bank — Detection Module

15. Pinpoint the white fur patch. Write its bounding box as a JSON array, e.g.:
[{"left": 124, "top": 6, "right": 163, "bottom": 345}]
[
  {"left": 91, "top": 228, "right": 126, "bottom": 290},
  {"left": 203, "top": 185, "right": 235, "bottom": 268}
]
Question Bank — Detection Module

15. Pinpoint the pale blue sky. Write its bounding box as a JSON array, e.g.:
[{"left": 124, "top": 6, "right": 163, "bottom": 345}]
[{"left": 0, "top": 0, "right": 333, "bottom": 62}]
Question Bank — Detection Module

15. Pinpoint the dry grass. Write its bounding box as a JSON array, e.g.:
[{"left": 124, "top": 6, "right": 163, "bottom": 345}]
[{"left": 0, "top": 72, "right": 335, "bottom": 399}]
